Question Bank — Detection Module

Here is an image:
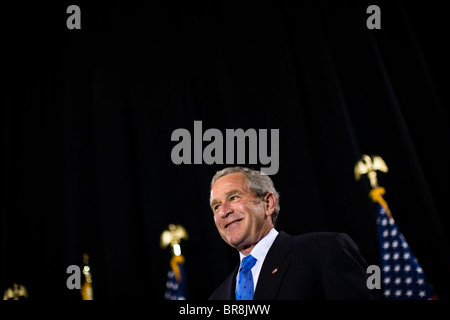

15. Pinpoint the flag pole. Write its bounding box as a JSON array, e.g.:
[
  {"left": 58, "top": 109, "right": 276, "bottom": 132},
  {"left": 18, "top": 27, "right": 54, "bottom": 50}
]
[
  {"left": 81, "top": 253, "right": 93, "bottom": 300},
  {"left": 354, "top": 154, "right": 393, "bottom": 219},
  {"left": 161, "top": 224, "right": 189, "bottom": 300}
]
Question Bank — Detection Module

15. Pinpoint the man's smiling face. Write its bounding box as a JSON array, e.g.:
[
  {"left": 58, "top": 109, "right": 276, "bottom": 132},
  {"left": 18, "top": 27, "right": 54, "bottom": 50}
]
[{"left": 210, "top": 172, "right": 275, "bottom": 255}]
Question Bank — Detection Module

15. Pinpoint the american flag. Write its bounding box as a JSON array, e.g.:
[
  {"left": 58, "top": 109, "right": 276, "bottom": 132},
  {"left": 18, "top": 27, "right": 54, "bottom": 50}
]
[
  {"left": 164, "top": 255, "right": 187, "bottom": 300},
  {"left": 375, "top": 201, "right": 438, "bottom": 300}
]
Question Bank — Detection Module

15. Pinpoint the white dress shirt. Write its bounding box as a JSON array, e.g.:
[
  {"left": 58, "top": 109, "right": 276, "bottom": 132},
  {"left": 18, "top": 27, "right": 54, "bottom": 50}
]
[{"left": 236, "top": 228, "right": 279, "bottom": 291}]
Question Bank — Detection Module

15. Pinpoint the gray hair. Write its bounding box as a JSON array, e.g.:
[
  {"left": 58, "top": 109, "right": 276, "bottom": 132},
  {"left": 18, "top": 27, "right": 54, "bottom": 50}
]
[{"left": 210, "top": 167, "right": 280, "bottom": 226}]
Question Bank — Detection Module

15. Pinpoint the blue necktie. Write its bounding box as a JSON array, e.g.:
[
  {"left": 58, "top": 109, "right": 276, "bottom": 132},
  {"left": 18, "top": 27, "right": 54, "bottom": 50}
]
[{"left": 236, "top": 255, "right": 257, "bottom": 300}]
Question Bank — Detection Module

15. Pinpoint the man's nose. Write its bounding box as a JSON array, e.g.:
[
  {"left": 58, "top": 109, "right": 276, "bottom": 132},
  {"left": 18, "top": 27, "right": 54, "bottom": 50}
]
[{"left": 218, "top": 201, "right": 233, "bottom": 218}]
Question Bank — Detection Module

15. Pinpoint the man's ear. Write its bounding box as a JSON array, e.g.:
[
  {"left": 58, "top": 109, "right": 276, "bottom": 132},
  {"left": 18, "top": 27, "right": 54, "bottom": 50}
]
[{"left": 263, "top": 192, "right": 276, "bottom": 216}]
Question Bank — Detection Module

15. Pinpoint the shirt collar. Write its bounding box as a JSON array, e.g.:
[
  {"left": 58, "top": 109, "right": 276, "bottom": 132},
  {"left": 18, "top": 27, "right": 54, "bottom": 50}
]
[{"left": 239, "top": 228, "right": 279, "bottom": 263}]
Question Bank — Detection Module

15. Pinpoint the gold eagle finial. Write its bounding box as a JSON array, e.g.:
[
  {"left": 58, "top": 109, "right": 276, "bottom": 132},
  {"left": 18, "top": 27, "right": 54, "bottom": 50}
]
[
  {"left": 3, "top": 283, "right": 28, "bottom": 300},
  {"left": 354, "top": 154, "right": 388, "bottom": 189},
  {"left": 160, "top": 224, "right": 189, "bottom": 255}
]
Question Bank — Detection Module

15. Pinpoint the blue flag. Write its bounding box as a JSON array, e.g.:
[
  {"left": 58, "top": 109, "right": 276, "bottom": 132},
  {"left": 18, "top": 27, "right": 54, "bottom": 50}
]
[
  {"left": 164, "top": 255, "right": 187, "bottom": 300},
  {"left": 371, "top": 187, "right": 438, "bottom": 300}
]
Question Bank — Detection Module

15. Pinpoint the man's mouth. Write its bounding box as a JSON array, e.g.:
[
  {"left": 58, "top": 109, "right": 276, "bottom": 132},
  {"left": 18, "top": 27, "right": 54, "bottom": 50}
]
[{"left": 225, "top": 219, "right": 243, "bottom": 229}]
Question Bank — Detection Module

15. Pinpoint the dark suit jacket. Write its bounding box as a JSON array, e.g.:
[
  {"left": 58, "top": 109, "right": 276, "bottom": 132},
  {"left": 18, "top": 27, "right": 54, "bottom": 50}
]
[{"left": 209, "top": 231, "right": 379, "bottom": 300}]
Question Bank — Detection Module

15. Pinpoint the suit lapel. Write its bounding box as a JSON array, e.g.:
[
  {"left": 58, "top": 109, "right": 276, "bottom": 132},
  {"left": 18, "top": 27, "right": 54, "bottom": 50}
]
[
  {"left": 253, "top": 231, "right": 292, "bottom": 300},
  {"left": 224, "top": 265, "right": 239, "bottom": 300}
]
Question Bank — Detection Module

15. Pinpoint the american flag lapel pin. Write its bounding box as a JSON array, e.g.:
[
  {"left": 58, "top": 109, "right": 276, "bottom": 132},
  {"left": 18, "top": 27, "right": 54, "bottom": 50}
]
[{"left": 272, "top": 268, "right": 278, "bottom": 274}]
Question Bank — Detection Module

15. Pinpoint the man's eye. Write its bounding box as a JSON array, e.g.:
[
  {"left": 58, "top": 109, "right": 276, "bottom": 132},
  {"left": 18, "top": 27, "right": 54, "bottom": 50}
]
[
  {"left": 213, "top": 205, "right": 221, "bottom": 212},
  {"left": 229, "top": 195, "right": 238, "bottom": 201}
]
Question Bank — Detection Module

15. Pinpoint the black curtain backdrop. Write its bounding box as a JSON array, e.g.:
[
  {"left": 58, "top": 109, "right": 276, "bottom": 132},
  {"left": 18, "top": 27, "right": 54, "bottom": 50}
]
[{"left": 2, "top": 0, "right": 450, "bottom": 300}]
